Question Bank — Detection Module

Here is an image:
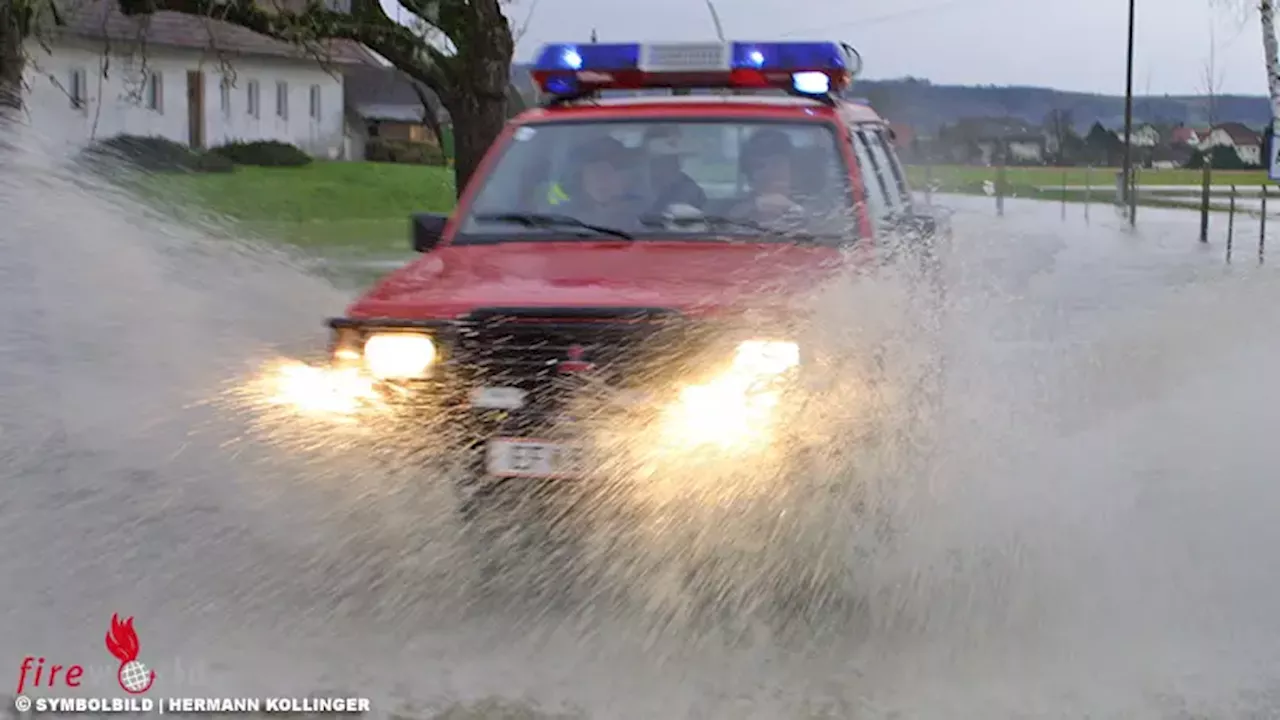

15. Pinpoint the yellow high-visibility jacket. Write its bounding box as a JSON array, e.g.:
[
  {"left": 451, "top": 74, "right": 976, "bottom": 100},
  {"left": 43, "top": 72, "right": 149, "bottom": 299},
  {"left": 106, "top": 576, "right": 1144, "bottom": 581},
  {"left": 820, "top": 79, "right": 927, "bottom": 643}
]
[{"left": 545, "top": 182, "right": 570, "bottom": 206}]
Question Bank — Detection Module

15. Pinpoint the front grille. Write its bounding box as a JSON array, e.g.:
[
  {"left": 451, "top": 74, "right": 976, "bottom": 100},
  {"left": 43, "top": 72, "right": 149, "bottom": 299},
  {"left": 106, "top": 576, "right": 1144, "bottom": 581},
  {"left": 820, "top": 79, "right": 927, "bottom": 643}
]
[{"left": 452, "top": 307, "right": 692, "bottom": 391}]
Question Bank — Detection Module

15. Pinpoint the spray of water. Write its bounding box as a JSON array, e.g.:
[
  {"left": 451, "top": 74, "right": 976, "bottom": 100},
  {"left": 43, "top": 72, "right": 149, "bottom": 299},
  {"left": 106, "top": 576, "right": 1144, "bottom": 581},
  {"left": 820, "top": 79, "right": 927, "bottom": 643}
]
[{"left": 4, "top": 126, "right": 1280, "bottom": 718}]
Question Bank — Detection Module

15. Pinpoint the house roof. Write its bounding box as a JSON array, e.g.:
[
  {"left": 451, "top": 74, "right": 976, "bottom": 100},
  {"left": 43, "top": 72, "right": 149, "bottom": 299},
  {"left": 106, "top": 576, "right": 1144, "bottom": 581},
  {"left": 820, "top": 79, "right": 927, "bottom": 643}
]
[
  {"left": 1169, "top": 127, "right": 1199, "bottom": 144},
  {"left": 343, "top": 64, "right": 446, "bottom": 122},
  {"left": 52, "top": 0, "right": 380, "bottom": 65},
  {"left": 1213, "top": 122, "right": 1260, "bottom": 145}
]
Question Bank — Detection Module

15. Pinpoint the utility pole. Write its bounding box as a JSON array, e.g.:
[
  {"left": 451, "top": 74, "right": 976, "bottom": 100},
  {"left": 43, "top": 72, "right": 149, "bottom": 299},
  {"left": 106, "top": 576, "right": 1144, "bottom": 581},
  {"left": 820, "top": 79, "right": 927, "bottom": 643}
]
[{"left": 1121, "top": 0, "right": 1137, "bottom": 226}]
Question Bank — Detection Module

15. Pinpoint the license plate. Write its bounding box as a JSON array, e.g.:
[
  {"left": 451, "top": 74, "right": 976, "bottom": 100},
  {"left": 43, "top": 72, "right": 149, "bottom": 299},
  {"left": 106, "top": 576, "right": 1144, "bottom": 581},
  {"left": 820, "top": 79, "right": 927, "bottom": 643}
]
[
  {"left": 485, "top": 438, "right": 581, "bottom": 478},
  {"left": 470, "top": 386, "right": 527, "bottom": 409}
]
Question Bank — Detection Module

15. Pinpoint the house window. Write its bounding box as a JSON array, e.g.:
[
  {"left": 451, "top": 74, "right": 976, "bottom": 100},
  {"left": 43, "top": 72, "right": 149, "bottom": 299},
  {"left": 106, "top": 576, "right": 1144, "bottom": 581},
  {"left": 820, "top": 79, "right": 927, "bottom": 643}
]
[
  {"left": 276, "top": 81, "right": 288, "bottom": 119},
  {"left": 309, "top": 84, "right": 320, "bottom": 119},
  {"left": 145, "top": 71, "right": 163, "bottom": 112},
  {"left": 247, "top": 80, "right": 260, "bottom": 117},
  {"left": 220, "top": 77, "right": 232, "bottom": 116},
  {"left": 69, "top": 68, "right": 87, "bottom": 109}
]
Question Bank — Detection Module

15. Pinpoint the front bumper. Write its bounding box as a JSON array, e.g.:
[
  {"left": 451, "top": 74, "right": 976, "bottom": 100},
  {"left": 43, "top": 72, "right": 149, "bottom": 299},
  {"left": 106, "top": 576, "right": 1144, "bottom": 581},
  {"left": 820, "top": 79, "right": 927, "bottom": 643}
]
[{"left": 303, "top": 309, "right": 814, "bottom": 477}]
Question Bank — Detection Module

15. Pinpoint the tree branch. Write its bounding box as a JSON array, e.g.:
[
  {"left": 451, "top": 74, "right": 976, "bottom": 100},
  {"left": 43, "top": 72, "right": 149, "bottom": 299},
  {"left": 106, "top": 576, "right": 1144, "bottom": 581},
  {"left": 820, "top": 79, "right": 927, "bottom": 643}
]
[
  {"left": 513, "top": 0, "right": 540, "bottom": 43},
  {"left": 117, "top": 0, "right": 455, "bottom": 95}
]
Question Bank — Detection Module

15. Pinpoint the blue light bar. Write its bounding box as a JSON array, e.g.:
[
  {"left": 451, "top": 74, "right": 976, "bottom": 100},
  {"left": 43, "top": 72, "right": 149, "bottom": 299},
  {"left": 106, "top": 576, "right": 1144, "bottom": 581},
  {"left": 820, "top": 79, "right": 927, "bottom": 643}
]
[
  {"left": 729, "top": 42, "right": 849, "bottom": 71},
  {"left": 529, "top": 40, "right": 859, "bottom": 98},
  {"left": 532, "top": 43, "right": 641, "bottom": 72}
]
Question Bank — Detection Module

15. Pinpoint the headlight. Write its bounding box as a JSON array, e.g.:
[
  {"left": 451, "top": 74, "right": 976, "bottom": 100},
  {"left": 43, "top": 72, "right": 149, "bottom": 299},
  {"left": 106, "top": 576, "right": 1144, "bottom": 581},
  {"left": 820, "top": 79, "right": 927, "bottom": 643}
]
[
  {"left": 362, "top": 333, "right": 437, "bottom": 379},
  {"left": 655, "top": 339, "right": 799, "bottom": 451}
]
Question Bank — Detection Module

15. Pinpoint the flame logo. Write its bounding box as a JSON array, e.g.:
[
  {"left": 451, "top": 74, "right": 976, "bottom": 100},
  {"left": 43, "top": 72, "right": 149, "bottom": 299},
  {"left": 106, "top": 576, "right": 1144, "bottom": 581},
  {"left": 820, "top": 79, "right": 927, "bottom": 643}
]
[{"left": 105, "top": 614, "right": 156, "bottom": 694}]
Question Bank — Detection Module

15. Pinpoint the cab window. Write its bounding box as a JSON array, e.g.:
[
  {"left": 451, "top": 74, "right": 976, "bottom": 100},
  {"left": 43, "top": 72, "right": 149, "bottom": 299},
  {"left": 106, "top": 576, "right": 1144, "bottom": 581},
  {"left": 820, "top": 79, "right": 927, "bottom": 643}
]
[
  {"left": 857, "top": 128, "right": 908, "bottom": 215},
  {"left": 869, "top": 127, "right": 911, "bottom": 205},
  {"left": 454, "top": 119, "right": 860, "bottom": 245},
  {"left": 849, "top": 128, "right": 893, "bottom": 225}
]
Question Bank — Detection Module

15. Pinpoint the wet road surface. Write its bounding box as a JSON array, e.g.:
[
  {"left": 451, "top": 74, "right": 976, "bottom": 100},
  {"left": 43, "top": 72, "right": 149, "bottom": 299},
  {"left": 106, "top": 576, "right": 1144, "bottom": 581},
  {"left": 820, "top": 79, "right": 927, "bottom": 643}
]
[{"left": 2, "top": 140, "right": 1280, "bottom": 719}]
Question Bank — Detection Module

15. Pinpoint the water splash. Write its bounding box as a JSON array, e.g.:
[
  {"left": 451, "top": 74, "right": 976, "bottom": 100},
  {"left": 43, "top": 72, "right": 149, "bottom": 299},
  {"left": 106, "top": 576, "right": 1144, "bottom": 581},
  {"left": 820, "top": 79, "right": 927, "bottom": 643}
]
[{"left": 4, "top": 125, "right": 1280, "bottom": 718}]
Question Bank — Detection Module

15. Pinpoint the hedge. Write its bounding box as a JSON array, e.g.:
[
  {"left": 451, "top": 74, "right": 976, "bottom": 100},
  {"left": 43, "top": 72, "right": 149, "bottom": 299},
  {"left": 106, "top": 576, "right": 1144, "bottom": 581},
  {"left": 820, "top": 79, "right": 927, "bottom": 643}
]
[
  {"left": 208, "top": 140, "right": 312, "bottom": 167},
  {"left": 365, "top": 138, "right": 447, "bottom": 166}
]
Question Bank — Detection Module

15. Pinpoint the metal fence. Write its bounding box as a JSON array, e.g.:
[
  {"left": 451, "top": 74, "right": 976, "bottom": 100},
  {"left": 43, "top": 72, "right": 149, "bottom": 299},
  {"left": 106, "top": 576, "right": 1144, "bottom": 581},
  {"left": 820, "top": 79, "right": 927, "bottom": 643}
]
[{"left": 912, "top": 163, "right": 1269, "bottom": 265}]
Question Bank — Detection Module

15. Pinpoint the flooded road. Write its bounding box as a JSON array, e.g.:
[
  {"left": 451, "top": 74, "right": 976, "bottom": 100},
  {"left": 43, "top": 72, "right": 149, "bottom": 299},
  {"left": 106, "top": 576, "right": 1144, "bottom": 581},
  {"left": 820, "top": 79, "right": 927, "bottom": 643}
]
[{"left": 2, "top": 137, "right": 1279, "bottom": 719}]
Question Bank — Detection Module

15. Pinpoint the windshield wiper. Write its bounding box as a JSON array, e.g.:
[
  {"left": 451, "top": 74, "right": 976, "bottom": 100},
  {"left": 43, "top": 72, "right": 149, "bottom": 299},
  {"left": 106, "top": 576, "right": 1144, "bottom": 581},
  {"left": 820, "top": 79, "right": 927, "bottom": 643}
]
[
  {"left": 639, "top": 213, "right": 768, "bottom": 235},
  {"left": 472, "top": 212, "right": 633, "bottom": 240},
  {"left": 638, "top": 213, "right": 844, "bottom": 242}
]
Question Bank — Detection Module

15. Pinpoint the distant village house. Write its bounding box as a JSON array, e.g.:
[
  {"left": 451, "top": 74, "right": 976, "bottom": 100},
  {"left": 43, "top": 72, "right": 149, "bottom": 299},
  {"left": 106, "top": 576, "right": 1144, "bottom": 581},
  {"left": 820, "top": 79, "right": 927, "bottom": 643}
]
[
  {"left": 23, "top": 0, "right": 383, "bottom": 158},
  {"left": 343, "top": 64, "right": 448, "bottom": 159},
  {"left": 937, "top": 117, "right": 1046, "bottom": 165},
  {"left": 1203, "top": 122, "right": 1262, "bottom": 165},
  {"left": 1168, "top": 126, "right": 1206, "bottom": 148},
  {"left": 1130, "top": 123, "right": 1160, "bottom": 147}
]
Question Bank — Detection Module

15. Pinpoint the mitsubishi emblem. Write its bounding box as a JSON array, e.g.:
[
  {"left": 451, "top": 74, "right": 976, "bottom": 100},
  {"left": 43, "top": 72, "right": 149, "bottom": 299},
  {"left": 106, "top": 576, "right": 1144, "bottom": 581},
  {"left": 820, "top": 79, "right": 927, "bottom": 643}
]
[{"left": 557, "top": 344, "right": 595, "bottom": 373}]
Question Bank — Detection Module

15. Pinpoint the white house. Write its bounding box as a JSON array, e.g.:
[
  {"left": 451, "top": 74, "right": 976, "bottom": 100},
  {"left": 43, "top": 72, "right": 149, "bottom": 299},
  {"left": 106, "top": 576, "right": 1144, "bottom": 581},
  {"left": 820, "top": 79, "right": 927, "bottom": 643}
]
[
  {"left": 973, "top": 136, "right": 1044, "bottom": 165},
  {"left": 1203, "top": 122, "right": 1263, "bottom": 165},
  {"left": 21, "top": 0, "right": 382, "bottom": 157},
  {"left": 1107, "top": 124, "right": 1160, "bottom": 147},
  {"left": 1132, "top": 123, "right": 1160, "bottom": 147}
]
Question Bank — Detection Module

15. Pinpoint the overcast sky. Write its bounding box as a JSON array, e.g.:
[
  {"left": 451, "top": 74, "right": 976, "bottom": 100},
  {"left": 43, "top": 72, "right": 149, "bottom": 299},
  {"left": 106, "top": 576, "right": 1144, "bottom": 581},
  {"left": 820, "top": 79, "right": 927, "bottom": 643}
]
[{"left": 500, "top": 0, "right": 1271, "bottom": 96}]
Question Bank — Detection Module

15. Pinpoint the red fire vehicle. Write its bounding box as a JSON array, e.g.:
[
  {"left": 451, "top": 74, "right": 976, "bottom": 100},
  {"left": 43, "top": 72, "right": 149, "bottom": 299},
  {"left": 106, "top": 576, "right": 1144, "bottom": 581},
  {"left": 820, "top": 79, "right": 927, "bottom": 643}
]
[{"left": 318, "top": 40, "right": 945, "bottom": 517}]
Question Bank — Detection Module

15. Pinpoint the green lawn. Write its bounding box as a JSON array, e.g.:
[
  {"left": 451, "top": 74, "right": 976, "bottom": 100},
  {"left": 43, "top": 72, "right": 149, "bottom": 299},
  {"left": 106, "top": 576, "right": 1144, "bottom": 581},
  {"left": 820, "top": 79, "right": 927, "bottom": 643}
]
[
  {"left": 151, "top": 161, "right": 457, "bottom": 253},
  {"left": 905, "top": 165, "right": 1273, "bottom": 196}
]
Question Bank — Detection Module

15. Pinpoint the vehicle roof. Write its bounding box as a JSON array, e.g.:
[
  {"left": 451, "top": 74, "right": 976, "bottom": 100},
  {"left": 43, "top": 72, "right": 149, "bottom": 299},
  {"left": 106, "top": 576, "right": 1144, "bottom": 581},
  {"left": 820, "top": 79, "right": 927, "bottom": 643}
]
[{"left": 515, "top": 93, "right": 886, "bottom": 124}]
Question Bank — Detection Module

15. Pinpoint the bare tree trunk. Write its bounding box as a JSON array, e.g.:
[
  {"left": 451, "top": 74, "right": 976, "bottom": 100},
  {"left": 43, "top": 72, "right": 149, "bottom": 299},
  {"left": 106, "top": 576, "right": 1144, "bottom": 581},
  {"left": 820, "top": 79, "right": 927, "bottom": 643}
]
[
  {"left": 0, "top": 4, "right": 25, "bottom": 113},
  {"left": 1262, "top": 0, "right": 1280, "bottom": 119},
  {"left": 439, "top": 5, "right": 513, "bottom": 197},
  {"left": 444, "top": 87, "right": 508, "bottom": 198}
]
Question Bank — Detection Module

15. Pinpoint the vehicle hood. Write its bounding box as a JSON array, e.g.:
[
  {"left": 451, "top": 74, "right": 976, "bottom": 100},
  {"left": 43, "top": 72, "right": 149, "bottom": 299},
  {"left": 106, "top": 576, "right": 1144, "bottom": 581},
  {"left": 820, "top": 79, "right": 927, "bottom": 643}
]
[{"left": 345, "top": 241, "right": 859, "bottom": 319}]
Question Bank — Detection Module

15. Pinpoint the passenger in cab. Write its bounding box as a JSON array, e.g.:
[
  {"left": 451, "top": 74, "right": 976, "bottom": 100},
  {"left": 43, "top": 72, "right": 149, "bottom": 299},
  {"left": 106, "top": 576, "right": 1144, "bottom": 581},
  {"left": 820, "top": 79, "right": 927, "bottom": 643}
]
[
  {"left": 730, "top": 128, "right": 804, "bottom": 223},
  {"left": 643, "top": 125, "right": 707, "bottom": 212},
  {"left": 558, "top": 135, "right": 643, "bottom": 228}
]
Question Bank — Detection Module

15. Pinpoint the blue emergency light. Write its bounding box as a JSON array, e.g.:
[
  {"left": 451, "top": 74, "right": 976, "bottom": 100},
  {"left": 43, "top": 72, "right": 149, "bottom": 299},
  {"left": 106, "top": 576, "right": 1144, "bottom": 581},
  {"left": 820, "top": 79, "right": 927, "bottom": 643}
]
[
  {"left": 529, "top": 40, "right": 860, "bottom": 100},
  {"left": 533, "top": 43, "right": 642, "bottom": 71}
]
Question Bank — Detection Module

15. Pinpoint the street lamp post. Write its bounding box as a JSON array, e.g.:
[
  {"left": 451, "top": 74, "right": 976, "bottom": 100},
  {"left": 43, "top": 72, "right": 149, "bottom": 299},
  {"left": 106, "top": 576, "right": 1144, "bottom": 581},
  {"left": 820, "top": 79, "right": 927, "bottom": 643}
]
[{"left": 1121, "top": 0, "right": 1136, "bottom": 225}]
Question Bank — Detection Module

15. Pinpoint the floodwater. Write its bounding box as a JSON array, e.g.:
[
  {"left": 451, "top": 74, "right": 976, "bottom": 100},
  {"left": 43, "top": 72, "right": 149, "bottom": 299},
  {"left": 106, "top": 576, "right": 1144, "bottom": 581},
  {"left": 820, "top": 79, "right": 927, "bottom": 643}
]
[{"left": 2, "top": 131, "right": 1280, "bottom": 719}]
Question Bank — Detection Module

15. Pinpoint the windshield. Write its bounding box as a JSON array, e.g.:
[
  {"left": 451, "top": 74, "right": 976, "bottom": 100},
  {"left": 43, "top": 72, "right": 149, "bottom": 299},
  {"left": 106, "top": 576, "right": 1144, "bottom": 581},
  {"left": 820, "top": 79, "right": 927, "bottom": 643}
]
[{"left": 454, "top": 119, "right": 859, "bottom": 245}]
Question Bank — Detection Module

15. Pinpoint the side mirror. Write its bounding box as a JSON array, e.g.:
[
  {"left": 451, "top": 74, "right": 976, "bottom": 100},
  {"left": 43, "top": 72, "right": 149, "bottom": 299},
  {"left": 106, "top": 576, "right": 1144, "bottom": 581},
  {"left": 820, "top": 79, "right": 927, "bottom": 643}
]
[
  {"left": 412, "top": 212, "right": 448, "bottom": 252},
  {"left": 909, "top": 211, "right": 937, "bottom": 236},
  {"left": 885, "top": 209, "right": 935, "bottom": 236}
]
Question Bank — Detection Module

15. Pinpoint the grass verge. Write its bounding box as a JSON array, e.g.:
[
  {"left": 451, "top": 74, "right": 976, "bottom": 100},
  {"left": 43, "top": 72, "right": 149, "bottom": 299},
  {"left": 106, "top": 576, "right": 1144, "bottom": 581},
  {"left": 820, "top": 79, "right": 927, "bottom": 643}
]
[
  {"left": 904, "top": 164, "right": 1272, "bottom": 192},
  {"left": 905, "top": 165, "right": 1277, "bottom": 212},
  {"left": 148, "top": 161, "right": 456, "bottom": 254}
]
